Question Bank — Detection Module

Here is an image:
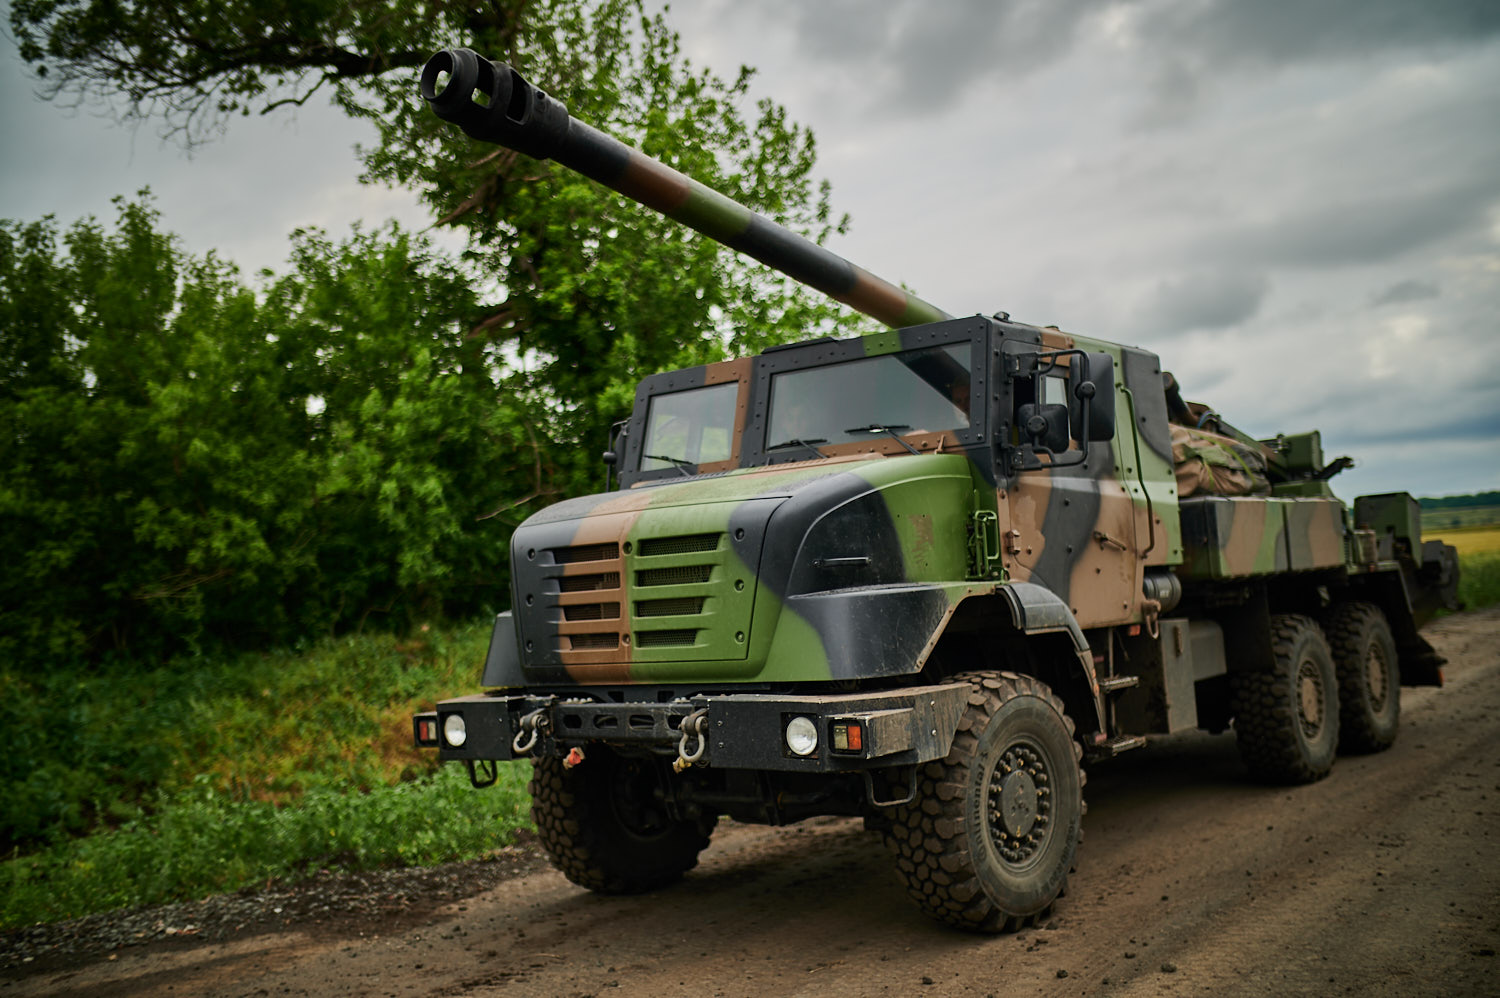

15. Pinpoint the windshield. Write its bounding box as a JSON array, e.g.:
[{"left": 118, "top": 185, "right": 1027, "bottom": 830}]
[
  {"left": 640, "top": 382, "right": 738, "bottom": 472},
  {"left": 766, "top": 342, "right": 973, "bottom": 448}
]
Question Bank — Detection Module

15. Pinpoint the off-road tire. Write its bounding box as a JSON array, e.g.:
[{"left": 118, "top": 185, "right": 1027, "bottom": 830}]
[
  {"left": 883, "top": 671, "right": 1084, "bottom": 932},
  {"left": 1230, "top": 614, "right": 1339, "bottom": 784},
  {"left": 1326, "top": 602, "right": 1400, "bottom": 754},
  {"left": 530, "top": 748, "right": 717, "bottom": 895}
]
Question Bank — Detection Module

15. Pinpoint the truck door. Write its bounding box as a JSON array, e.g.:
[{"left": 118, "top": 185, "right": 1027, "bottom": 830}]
[{"left": 999, "top": 333, "right": 1143, "bottom": 629}]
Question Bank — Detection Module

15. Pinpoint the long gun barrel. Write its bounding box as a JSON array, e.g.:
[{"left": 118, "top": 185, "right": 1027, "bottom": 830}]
[{"left": 420, "top": 48, "right": 951, "bottom": 329}]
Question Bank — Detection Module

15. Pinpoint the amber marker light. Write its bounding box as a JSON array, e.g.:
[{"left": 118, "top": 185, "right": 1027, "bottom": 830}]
[{"left": 832, "top": 720, "right": 864, "bottom": 753}]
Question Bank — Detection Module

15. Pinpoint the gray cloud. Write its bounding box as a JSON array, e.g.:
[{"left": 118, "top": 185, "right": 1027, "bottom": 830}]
[
  {"left": 1196, "top": 179, "right": 1497, "bottom": 270},
  {"left": 1135, "top": 0, "right": 1500, "bottom": 124},
  {"left": 777, "top": 0, "right": 1105, "bottom": 109},
  {"left": 1336, "top": 408, "right": 1500, "bottom": 446},
  {"left": 1138, "top": 0, "right": 1500, "bottom": 69},
  {"left": 1371, "top": 279, "right": 1441, "bottom": 307},
  {"left": 761, "top": 0, "right": 1500, "bottom": 116},
  {"left": 1139, "top": 270, "right": 1271, "bottom": 336}
]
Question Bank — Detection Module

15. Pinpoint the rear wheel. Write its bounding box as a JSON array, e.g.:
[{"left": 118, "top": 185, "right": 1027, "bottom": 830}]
[
  {"left": 1230, "top": 614, "right": 1339, "bottom": 784},
  {"left": 1327, "top": 602, "right": 1400, "bottom": 753},
  {"left": 883, "top": 671, "right": 1083, "bottom": 932},
  {"left": 530, "top": 746, "right": 716, "bottom": 894}
]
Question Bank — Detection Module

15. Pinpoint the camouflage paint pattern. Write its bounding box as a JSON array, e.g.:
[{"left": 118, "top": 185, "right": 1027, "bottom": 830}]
[
  {"left": 1000, "top": 328, "right": 1181, "bottom": 629},
  {"left": 509, "top": 452, "right": 987, "bottom": 687},
  {"left": 1178, "top": 496, "right": 1346, "bottom": 579}
]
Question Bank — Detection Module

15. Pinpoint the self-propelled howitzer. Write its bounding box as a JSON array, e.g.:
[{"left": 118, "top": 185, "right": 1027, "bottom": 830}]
[{"left": 412, "top": 47, "right": 1459, "bottom": 934}]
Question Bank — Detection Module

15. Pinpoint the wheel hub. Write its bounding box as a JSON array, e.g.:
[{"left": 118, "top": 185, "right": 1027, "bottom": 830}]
[
  {"left": 987, "top": 742, "right": 1052, "bottom": 865},
  {"left": 1297, "top": 658, "right": 1325, "bottom": 736},
  {"left": 999, "top": 770, "right": 1039, "bottom": 837},
  {"left": 1366, "top": 644, "right": 1389, "bottom": 710}
]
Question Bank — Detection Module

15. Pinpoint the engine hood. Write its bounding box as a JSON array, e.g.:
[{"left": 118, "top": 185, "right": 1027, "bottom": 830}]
[{"left": 507, "top": 453, "right": 977, "bottom": 686}]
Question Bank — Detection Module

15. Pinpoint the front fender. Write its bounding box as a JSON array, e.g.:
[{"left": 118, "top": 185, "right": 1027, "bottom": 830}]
[{"left": 996, "top": 582, "right": 1106, "bottom": 735}]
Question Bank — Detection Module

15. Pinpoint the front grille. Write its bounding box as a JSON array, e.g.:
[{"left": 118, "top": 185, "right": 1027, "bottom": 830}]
[
  {"left": 552, "top": 542, "right": 619, "bottom": 564},
  {"left": 512, "top": 515, "right": 752, "bottom": 666},
  {"left": 639, "top": 533, "right": 720, "bottom": 557},
  {"left": 635, "top": 629, "right": 698, "bottom": 648},
  {"left": 637, "top": 565, "right": 712, "bottom": 587},
  {"left": 564, "top": 602, "right": 620, "bottom": 621},
  {"left": 567, "top": 633, "right": 620, "bottom": 650},
  {"left": 636, "top": 596, "right": 706, "bottom": 617},
  {"left": 560, "top": 572, "right": 621, "bottom": 593}
]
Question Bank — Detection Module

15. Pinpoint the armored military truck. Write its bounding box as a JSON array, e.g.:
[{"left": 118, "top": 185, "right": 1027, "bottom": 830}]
[{"left": 411, "top": 49, "right": 1459, "bottom": 932}]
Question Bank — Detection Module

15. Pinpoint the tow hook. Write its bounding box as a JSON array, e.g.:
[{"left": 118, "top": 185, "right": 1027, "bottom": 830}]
[
  {"left": 512, "top": 708, "right": 548, "bottom": 756},
  {"left": 673, "top": 709, "right": 710, "bottom": 773},
  {"left": 563, "top": 746, "right": 586, "bottom": 769}
]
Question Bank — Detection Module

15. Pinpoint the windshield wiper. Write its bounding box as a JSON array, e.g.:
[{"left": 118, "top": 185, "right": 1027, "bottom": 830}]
[
  {"left": 642, "top": 453, "right": 695, "bottom": 476},
  {"left": 765, "top": 437, "right": 828, "bottom": 461},
  {"left": 844, "top": 424, "right": 921, "bottom": 456}
]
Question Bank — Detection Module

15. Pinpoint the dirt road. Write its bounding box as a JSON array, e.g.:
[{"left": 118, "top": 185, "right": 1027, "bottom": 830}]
[{"left": 6, "top": 609, "right": 1498, "bottom": 997}]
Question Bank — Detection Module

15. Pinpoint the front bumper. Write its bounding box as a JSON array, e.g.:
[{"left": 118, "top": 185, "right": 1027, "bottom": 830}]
[{"left": 413, "top": 683, "right": 968, "bottom": 773}]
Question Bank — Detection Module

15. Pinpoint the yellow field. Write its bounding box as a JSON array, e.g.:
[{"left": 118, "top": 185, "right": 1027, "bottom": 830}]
[{"left": 1425, "top": 524, "right": 1500, "bottom": 556}]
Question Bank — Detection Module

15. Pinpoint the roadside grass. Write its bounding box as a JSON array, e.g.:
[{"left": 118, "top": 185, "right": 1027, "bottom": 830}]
[
  {"left": 1424, "top": 526, "right": 1500, "bottom": 610},
  {"left": 1455, "top": 552, "right": 1500, "bottom": 611},
  {"left": 1, "top": 762, "right": 532, "bottom": 930},
  {"left": 0, "top": 620, "right": 535, "bottom": 931}
]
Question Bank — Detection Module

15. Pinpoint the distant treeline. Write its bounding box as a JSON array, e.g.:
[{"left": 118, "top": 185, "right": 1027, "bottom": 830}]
[{"left": 1419, "top": 491, "right": 1500, "bottom": 510}]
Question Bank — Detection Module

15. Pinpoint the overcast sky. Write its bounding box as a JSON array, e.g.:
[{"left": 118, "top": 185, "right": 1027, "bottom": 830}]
[{"left": 2, "top": 0, "right": 1497, "bottom": 500}]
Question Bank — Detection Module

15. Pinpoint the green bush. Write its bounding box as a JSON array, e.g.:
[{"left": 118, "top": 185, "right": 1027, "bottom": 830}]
[{"left": 1, "top": 762, "right": 532, "bottom": 930}]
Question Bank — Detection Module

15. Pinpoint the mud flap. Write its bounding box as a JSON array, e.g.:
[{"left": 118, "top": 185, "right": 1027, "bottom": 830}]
[{"left": 1398, "top": 633, "right": 1445, "bottom": 688}]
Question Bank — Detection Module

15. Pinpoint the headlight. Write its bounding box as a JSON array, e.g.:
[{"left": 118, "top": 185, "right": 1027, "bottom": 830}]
[
  {"left": 442, "top": 713, "right": 467, "bottom": 747},
  {"left": 785, "top": 716, "right": 818, "bottom": 756}
]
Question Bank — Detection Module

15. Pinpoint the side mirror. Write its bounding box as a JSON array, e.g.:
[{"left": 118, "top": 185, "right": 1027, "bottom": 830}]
[
  {"left": 1069, "top": 352, "right": 1116, "bottom": 443},
  {"left": 602, "top": 420, "right": 627, "bottom": 491},
  {"left": 1017, "top": 402, "right": 1071, "bottom": 454}
]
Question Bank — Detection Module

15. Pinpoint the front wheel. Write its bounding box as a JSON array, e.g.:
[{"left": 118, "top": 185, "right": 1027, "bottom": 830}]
[
  {"left": 530, "top": 747, "right": 716, "bottom": 894},
  {"left": 884, "top": 671, "right": 1083, "bottom": 932}
]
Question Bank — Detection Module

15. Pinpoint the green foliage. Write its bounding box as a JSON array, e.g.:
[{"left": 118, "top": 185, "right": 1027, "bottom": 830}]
[
  {"left": 1458, "top": 552, "right": 1500, "bottom": 610},
  {"left": 0, "top": 197, "right": 537, "bottom": 665},
  {"left": 1, "top": 763, "right": 532, "bottom": 930}
]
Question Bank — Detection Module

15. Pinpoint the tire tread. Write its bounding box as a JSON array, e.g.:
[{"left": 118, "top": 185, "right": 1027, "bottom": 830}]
[
  {"left": 882, "top": 670, "right": 1082, "bottom": 932},
  {"left": 1230, "top": 614, "right": 1338, "bottom": 784}
]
